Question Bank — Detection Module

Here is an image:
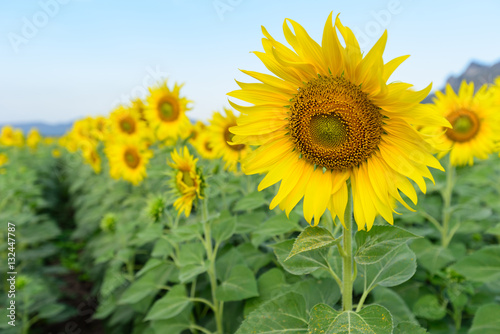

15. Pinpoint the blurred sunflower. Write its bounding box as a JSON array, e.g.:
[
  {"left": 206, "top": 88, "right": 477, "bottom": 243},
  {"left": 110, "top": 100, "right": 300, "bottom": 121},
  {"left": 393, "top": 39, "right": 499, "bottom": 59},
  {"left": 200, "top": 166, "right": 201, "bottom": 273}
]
[
  {"left": 0, "top": 126, "right": 24, "bottom": 147},
  {"left": 188, "top": 121, "right": 206, "bottom": 144},
  {"left": 0, "top": 153, "right": 8, "bottom": 166},
  {"left": 26, "top": 128, "right": 42, "bottom": 150},
  {"left": 106, "top": 140, "right": 153, "bottom": 185},
  {"left": 209, "top": 108, "right": 251, "bottom": 172},
  {"left": 91, "top": 116, "right": 107, "bottom": 141},
  {"left": 422, "top": 81, "right": 499, "bottom": 166},
  {"left": 131, "top": 98, "right": 148, "bottom": 123},
  {"left": 228, "top": 13, "right": 449, "bottom": 230},
  {"left": 108, "top": 106, "right": 147, "bottom": 141},
  {"left": 194, "top": 131, "right": 218, "bottom": 160},
  {"left": 145, "top": 81, "right": 192, "bottom": 141},
  {"left": 168, "top": 146, "right": 205, "bottom": 217},
  {"left": 82, "top": 143, "right": 102, "bottom": 174}
]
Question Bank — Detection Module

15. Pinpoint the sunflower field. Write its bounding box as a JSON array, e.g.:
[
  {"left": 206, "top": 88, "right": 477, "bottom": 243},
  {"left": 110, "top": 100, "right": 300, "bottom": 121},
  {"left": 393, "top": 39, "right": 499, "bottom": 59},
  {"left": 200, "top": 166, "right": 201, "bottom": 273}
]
[{"left": 2, "top": 13, "right": 500, "bottom": 334}]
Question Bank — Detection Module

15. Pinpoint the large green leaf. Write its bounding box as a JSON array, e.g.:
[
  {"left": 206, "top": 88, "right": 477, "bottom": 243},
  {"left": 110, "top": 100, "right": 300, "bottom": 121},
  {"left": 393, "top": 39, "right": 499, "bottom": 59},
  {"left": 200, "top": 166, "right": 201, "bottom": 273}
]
[
  {"left": 273, "top": 239, "right": 329, "bottom": 275},
  {"left": 359, "top": 243, "right": 416, "bottom": 290},
  {"left": 308, "top": 304, "right": 392, "bottom": 334},
  {"left": 410, "top": 238, "right": 454, "bottom": 275},
  {"left": 251, "top": 212, "right": 300, "bottom": 247},
  {"left": 234, "top": 191, "right": 267, "bottom": 211},
  {"left": 145, "top": 285, "right": 191, "bottom": 321},
  {"left": 177, "top": 242, "right": 206, "bottom": 282},
  {"left": 412, "top": 294, "right": 446, "bottom": 321},
  {"left": 372, "top": 287, "right": 417, "bottom": 325},
  {"left": 393, "top": 322, "right": 427, "bottom": 334},
  {"left": 236, "top": 292, "right": 308, "bottom": 334},
  {"left": 211, "top": 210, "right": 236, "bottom": 243},
  {"left": 216, "top": 265, "right": 259, "bottom": 302},
  {"left": 244, "top": 268, "right": 289, "bottom": 316},
  {"left": 469, "top": 304, "right": 500, "bottom": 334},
  {"left": 294, "top": 278, "right": 341, "bottom": 310},
  {"left": 450, "top": 245, "right": 500, "bottom": 283},
  {"left": 287, "top": 226, "right": 339, "bottom": 260},
  {"left": 355, "top": 226, "right": 420, "bottom": 265},
  {"left": 149, "top": 307, "right": 191, "bottom": 334}
]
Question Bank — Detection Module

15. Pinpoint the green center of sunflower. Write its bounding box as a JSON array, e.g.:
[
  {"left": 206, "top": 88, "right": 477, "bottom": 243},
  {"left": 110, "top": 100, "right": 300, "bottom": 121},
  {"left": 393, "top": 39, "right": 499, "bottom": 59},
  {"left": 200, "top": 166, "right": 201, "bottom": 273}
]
[
  {"left": 120, "top": 117, "right": 136, "bottom": 134},
  {"left": 224, "top": 125, "right": 246, "bottom": 152},
  {"left": 289, "top": 75, "right": 383, "bottom": 170},
  {"left": 445, "top": 109, "right": 480, "bottom": 143},
  {"left": 157, "top": 98, "right": 180, "bottom": 122},
  {"left": 124, "top": 148, "right": 140, "bottom": 169},
  {"left": 181, "top": 170, "right": 195, "bottom": 187}
]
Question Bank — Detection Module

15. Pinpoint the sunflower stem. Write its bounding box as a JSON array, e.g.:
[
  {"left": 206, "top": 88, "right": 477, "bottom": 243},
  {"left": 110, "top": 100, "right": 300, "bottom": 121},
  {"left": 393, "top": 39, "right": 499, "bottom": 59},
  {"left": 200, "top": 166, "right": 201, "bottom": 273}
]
[
  {"left": 342, "top": 184, "right": 354, "bottom": 312},
  {"left": 441, "top": 158, "right": 455, "bottom": 248},
  {"left": 201, "top": 197, "right": 224, "bottom": 334}
]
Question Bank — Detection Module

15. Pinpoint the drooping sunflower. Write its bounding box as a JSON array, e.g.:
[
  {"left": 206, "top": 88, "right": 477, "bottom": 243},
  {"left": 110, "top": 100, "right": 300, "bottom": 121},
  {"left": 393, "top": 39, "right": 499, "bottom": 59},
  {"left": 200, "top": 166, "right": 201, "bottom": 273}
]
[
  {"left": 168, "top": 146, "right": 205, "bottom": 217},
  {"left": 422, "top": 81, "right": 499, "bottom": 166},
  {"left": 145, "top": 81, "right": 192, "bottom": 141},
  {"left": 105, "top": 140, "right": 153, "bottom": 185},
  {"left": 108, "top": 106, "right": 147, "bottom": 141},
  {"left": 228, "top": 13, "right": 450, "bottom": 230},
  {"left": 209, "top": 108, "right": 251, "bottom": 172}
]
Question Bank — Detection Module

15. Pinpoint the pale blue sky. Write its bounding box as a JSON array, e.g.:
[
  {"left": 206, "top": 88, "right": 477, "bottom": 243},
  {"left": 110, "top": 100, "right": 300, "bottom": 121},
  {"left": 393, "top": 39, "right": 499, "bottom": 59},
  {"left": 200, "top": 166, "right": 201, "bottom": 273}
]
[{"left": 1, "top": 0, "right": 499, "bottom": 124}]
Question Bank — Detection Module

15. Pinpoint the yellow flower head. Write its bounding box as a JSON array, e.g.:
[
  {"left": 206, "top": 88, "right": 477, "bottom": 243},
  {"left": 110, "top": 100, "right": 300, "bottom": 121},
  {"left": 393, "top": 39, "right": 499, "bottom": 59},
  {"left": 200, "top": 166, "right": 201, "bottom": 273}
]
[
  {"left": 52, "top": 149, "right": 62, "bottom": 158},
  {"left": 228, "top": 13, "right": 450, "bottom": 230},
  {"left": 0, "top": 126, "right": 24, "bottom": 147},
  {"left": 188, "top": 121, "right": 206, "bottom": 144},
  {"left": 105, "top": 140, "right": 153, "bottom": 185},
  {"left": 145, "top": 80, "right": 192, "bottom": 141},
  {"left": 27, "top": 128, "right": 42, "bottom": 150},
  {"left": 423, "top": 81, "right": 500, "bottom": 166},
  {"left": 194, "top": 130, "right": 218, "bottom": 160},
  {"left": 0, "top": 153, "right": 8, "bottom": 166},
  {"left": 108, "top": 105, "right": 147, "bottom": 142},
  {"left": 209, "top": 108, "right": 251, "bottom": 172},
  {"left": 91, "top": 116, "right": 107, "bottom": 141},
  {"left": 82, "top": 142, "right": 102, "bottom": 174},
  {"left": 168, "top": 146, "right": 205, "bottom": 217}
]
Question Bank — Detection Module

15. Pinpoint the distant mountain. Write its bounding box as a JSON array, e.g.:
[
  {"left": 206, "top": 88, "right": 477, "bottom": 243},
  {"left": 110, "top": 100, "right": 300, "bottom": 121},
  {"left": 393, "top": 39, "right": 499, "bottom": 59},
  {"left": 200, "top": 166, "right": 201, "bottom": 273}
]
[
  {"left": 0, "top": 121, "right": 73, "bottom": 137},
  {"left": 424, "top": 60, "right": 500, "bottom": 103}
]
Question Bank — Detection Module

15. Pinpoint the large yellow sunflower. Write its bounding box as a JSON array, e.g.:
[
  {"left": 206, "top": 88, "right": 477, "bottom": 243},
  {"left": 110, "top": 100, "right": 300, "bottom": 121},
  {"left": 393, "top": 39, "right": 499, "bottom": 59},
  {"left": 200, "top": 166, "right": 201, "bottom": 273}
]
[
  {"left": 168, "top": 146, "right": 205, "bottom": 217},
  {"left": 145, "top": 81, "right": 192, "bottom": 141},
  {"left": 228, "top": 13, "right": 450, "bottom": 230},
  {"left": 422, "top": 81, "right": 499, "bottom": 166},
  {"left": 105, "top": 140, "right": 153, "bottom": 185},
  {"left": 209, "top": 108, "right": 251, "bottom": 172}
]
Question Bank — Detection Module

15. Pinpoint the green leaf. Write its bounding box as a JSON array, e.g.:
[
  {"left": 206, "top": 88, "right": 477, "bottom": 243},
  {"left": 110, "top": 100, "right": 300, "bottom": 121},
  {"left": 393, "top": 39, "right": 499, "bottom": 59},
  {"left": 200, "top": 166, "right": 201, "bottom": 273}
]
[
  {"left": 151, "top": 238, "right": 173, "bottom": 258},
  {"left": 236, "top": 212, "right": 267, "bottom": 234},
  {"left": 412, "top": 294, "right": 446, "bottom": 321},
  {"left": 294, "top": 278, "right": 341, "bottom": 310},
  {"left": 150, "top": 307, "right": 191, "bottom": 334},
  {"left": 244, "top": 268, "right": 289, "bottom": 316},
  {"left": 410, "top": 238, "right": 454, "bottom": 275},
  {"left": 168, "top": 223, "right": 202, "bottom": 242},
  {"left": 211, "top": 210, "right": 236, "bottom": 243},
  {"left": 355, "top": 225, "right": 420, "bottom": 265},
  {"left": 286, "top": 226, "right": 339, "bottom": 261},
  {"left": 234, "top": 191, "right": 267, "bottom": 211},
  {"left": 273, "top": 240, "right": 329, "bottom": 275},
  {"left": 37, "top": 303, "right": 66, "bottom": 319},
  {"left": 372, "top": 287, "right": 417, "bottom": 325},
  {"left": 177, "top": 242, "right": 207, "bottom": 282},
  {"left": 251, "top": 212, "right": 301, "bottom": 247},
  {"left": 236, "top": 293, "right": 308, "bottom": 334},
  {"left": 308, "top": 304, "right": 392, "bottom": 334},
  {"left": 216, "top": 265, "right": 259, "bottom": 301},
  {"left": 237, "top": 243, "right": 273, "bottom": 273},
  {"left": 450, "top": 245, "right": 500, "bottom": 283},
  {"left": 132, "top": 223, "right": 163, "bottom": 246},
  {"left": 469, "top": 304, "right": 500, "bottom": 334},
  {"left": 486, "top": 223, "right": 500, "bottom": 235},
  {"left": 359, "top": 243, "right": 416, "bottom": 290},
  {"left": 119, "top": 263, "right": 174, "bottom": 305},
  {"left": 393, "top": 322, "right": 427, "bottom": 334},
  {"left": 216, "top": 247, "right": 245, "bottom": 281},
  {"left": 145, "top": 285, "right": 191, "bottom": 321}
]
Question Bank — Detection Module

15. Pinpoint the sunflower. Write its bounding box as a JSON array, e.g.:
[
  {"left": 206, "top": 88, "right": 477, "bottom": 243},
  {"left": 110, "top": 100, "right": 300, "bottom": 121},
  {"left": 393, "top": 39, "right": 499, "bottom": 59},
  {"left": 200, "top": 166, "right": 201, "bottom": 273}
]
[
  {"left": 188, "top": 121, "right": 206, "bottom": 144},
  {"left": 105, "top": 140, "right": 153, "bottom": 185},
  {"left": 82, "top": 143, "right": 102, "bottom": 174},
  {"left": 0, "top": 126, "right": 24, "bottom": 147},
  {"left": 194, "top": 131, "right": 218, "bottom": 160},
  {"left": 209, "top": 108, "right": 251, "bottom": 172},
  {"left": 168, "top": 146, "right": 205, "bottom": 217},
  {"left": 0, "top": 153, "right": 8, "bottom": 167},
  {"left": 422, "top": 81, "right": 499, "bottom": 166},
  {"left": 26, "top": 128, "right": 42, "bottom": 150},
  {"left": 108, "top": 106, "right": 147, "bottom": 141},
  {"left": 228, "top": 13, "right": 450, "bottom": 230},
  {"left": 91, "top": 116, "right": 107, "bottom": 141},
  {"left": 131, "top": 98, "right": 147, "bottom": 123},
  {"left": 145, "top": 81, "right": 192, "bottom": 141}
]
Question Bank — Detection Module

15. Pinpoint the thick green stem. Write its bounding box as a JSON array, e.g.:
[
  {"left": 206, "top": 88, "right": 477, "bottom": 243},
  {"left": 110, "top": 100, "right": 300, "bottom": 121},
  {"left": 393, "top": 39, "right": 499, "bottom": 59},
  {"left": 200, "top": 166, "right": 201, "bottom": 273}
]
[
  {"left": 441, "top": 158, "right": 455, "bottom": 248},
  {"left": 342, "top": 185, "right": 353, "bottom": 312},
  {"left": 202, "top": 198, "right": 223, "bottom": 334}
]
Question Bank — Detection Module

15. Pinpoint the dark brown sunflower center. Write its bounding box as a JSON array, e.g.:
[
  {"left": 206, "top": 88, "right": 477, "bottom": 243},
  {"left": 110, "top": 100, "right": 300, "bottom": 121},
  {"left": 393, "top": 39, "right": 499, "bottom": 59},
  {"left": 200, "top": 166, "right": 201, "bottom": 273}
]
[
  {"left": 224, "top": 125, "right": 246, "bottom": 151},
  {"left": 157, "top": 98, "right": 180, "bottom": 122},
  {"left": 124, "top": 148, "right": 140, "bottom": 169},
  {"left": 204, "top": 141, "right": 213, "bottom": 152},
  {"left": 289, "top": 75, "right": 383, "bottom": 170},
  {"left": 445, "top": 109, "right": 480, "bottom": 143},
  {"left": 120, "top": 116, "right": 136, "bottom": 134}
]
